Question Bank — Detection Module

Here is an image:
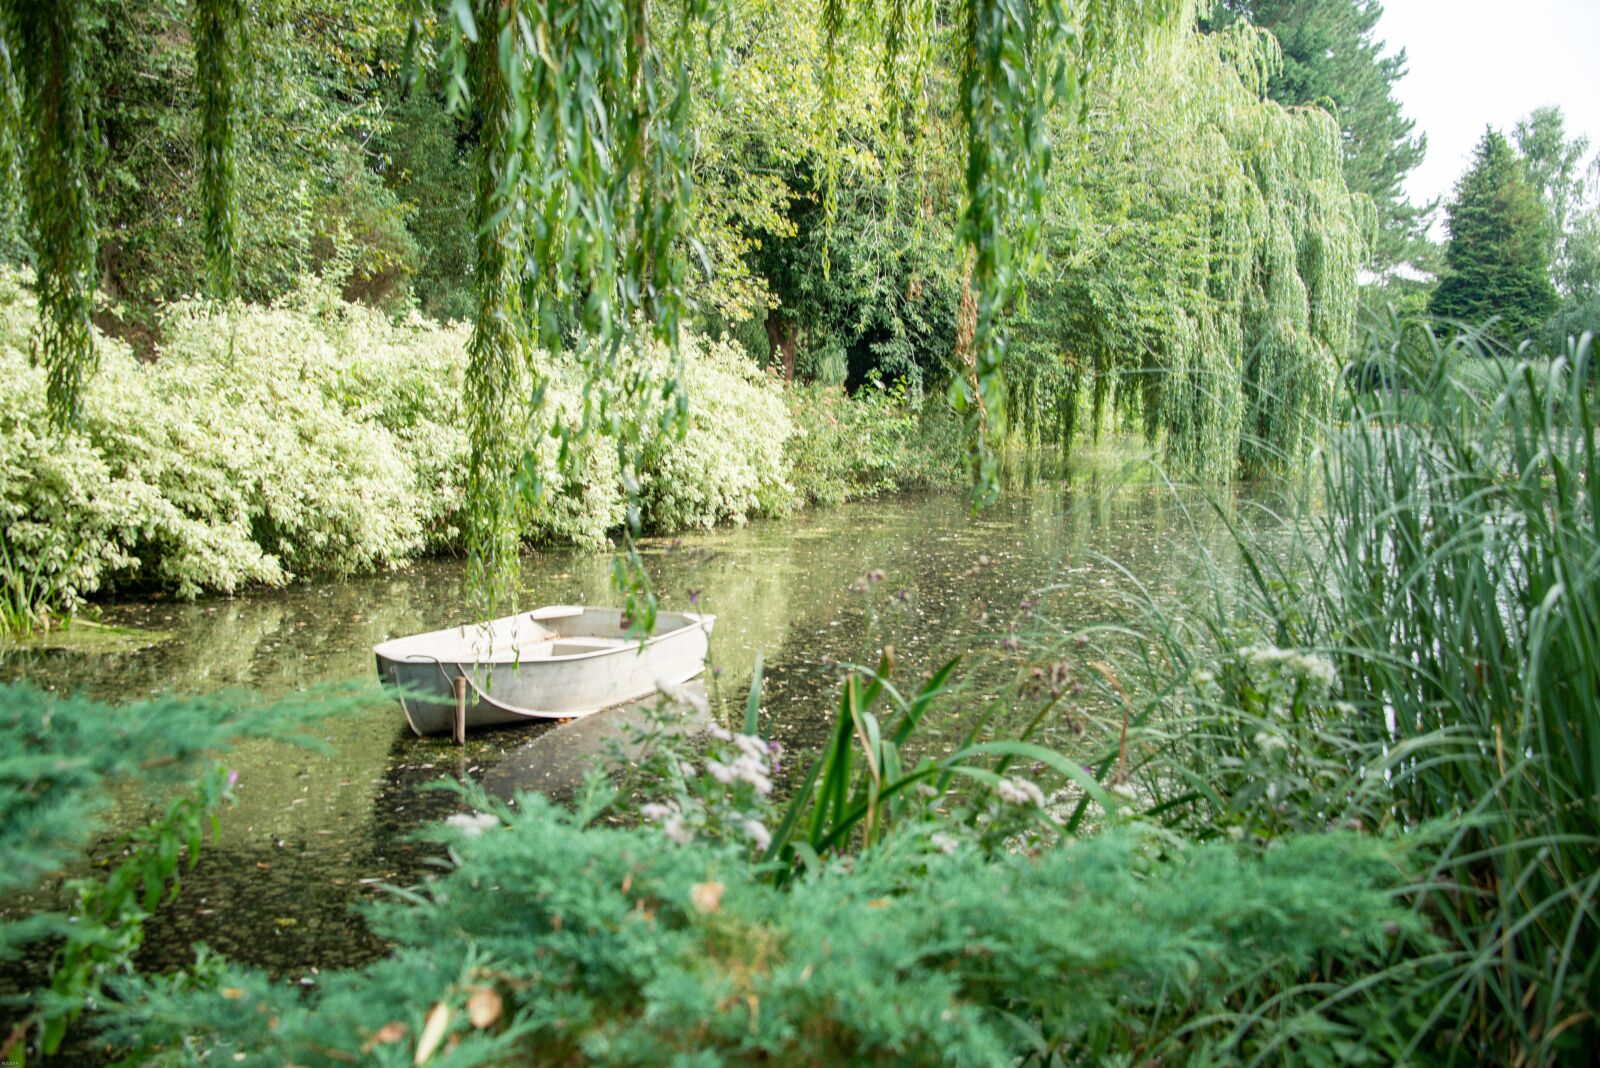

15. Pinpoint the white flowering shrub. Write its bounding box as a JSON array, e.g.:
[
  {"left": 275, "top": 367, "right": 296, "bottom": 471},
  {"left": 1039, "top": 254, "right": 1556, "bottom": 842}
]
[
  {"left": 0, "top": 268, "right": 799, "bottom": 619},
  {"left": 637, "top": 333, "right": 795, "bottom": 530}
]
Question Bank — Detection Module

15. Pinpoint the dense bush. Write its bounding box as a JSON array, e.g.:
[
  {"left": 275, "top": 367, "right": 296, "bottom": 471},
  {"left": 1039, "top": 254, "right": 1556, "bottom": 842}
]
[
  {"left": 784, "top": 382, "right": 962, "bottom": 507},
  {"left": 0, "top": 670, "right": 1412, "bottom": 1067},
  {"left": 0, "top": 268, "right": 952, "bottom": 627},
  {"left": 637, "top": 341, "right": 794, "bottom": 530},
  {"left": 112, "top": 792, "right": 1409, "bottom": 1067}
]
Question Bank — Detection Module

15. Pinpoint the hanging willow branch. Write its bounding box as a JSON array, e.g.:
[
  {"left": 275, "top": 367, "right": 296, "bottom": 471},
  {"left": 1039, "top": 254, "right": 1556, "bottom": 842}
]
[
  {"left": 0, "top": 30, "right": 20, "bottom": 198},
  {"left": 193, "top": 0, "right": 243, "bottom": 300},
  {"left": 951, "top": 0, "right": 1180, "bottom": 495},
  {"left": 459, "top": 0, "right": 532, "bottom": 615},
  {"left": 6, "top": 1, "right": 97, "bottom": 430},
  {"left": 437, "top": 0, "right": 722, "bottom": 619}
]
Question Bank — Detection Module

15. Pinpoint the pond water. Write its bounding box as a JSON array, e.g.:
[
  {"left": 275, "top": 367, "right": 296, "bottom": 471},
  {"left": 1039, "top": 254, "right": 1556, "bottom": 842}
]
[{"left": 1, "top": 475, "right": 1273, "bottom": 988}]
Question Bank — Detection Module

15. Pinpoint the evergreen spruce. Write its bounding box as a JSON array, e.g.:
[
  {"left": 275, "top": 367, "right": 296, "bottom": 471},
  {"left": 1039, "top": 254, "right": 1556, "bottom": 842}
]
[{"left": 1430, "top": 129, "right": 1559, "bottom": 344}]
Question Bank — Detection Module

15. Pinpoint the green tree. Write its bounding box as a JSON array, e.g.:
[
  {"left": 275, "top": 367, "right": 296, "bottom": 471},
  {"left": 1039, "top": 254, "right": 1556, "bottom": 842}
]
[
  {"left": 1513, "top": 106, "right": 1600, "bottom": 346},
  {"left": 1018, "top": 21, "right": 1367, "bottom": 480},
  {"left": 1208, "top": 0, "right": 1426, "bottom": 270},
  {"left": 1430, "top": 128, "right": 1559, "bottom": 344},
  {"left": 1514, "top": 106, "right": 1589, "bottom": 274}
]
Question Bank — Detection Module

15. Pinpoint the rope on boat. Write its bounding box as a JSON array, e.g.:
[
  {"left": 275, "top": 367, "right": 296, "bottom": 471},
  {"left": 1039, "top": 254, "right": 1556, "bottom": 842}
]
[{"left": 392, "top": 653, "right": 559, "bottom": 724}]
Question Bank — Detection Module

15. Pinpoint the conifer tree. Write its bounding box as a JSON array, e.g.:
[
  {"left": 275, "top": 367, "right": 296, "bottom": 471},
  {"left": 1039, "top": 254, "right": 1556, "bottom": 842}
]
[{"left": 1430, "top": 129, "right": 1558, "bottom": 344}]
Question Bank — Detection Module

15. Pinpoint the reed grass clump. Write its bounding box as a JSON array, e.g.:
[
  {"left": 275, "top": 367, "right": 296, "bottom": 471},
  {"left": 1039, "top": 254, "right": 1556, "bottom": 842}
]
[{"left": 1118, "top": 323, "right": 1599, "bottom": 1063}]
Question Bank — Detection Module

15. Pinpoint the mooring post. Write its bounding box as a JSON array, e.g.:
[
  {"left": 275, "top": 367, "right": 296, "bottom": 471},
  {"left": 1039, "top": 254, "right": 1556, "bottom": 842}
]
[{"left": 453, "top": 675, "right": 468, "bottom": 745}]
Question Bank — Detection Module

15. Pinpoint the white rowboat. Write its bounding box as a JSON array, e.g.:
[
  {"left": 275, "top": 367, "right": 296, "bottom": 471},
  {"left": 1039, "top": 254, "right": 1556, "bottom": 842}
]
[{"left": 374, "top": 605, "right": 715, "bottom": 738}]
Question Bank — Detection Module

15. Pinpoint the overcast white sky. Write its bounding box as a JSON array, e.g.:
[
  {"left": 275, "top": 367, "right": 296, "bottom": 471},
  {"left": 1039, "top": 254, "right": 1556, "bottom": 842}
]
[{"left": 1375, "top": 0, "right": 1600, "bottom": 214}]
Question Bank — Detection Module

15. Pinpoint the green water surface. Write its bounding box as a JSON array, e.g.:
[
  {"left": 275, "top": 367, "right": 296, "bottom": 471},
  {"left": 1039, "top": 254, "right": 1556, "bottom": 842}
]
[{"left": 1, "top": 478, "right": 1268, "bottom": 982}]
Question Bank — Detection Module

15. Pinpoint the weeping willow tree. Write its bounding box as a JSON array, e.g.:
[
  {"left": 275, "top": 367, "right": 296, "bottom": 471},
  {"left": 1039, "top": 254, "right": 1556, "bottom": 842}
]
[
  {"left": 0, "top": 30, "right": 21, "bottom": 259},
  {"left": 193, "top": 0, "right": 243, "bottom": 300},
  {"left": 2, "top": 3, "right": 96, "bottom": 430},
  {"left": 1016, "top": 15, "right": 1369, "bottom": 480},
  {"left": 0, "top": 0, "right": 1182, "bottom": 607}
]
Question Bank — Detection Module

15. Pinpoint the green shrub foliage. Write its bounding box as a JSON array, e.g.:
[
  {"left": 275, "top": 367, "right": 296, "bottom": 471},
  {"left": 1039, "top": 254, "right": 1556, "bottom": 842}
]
[
  {"left": 0, "top": 682, "right": 365, "bottom": 921},
  {"left": 0, "top": 267, "right": 944, "bottom": 622},
  {"left": 112, "top": 785, "right": 1408, "bottom": 1067},
  {"left": 0, "top": 681, "right": 372, "bottom": 1056}
]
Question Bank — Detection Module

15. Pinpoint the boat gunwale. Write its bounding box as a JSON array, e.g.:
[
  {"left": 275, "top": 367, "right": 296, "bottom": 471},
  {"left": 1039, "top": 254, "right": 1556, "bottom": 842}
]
[{"left": 373, "top": 610, "right": 715, "bottom": 667}]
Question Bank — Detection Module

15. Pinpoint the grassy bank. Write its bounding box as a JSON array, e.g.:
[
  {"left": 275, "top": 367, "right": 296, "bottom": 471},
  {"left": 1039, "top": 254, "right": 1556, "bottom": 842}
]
[{"left": 0, "top": 268, "right": 958, "bottom": 635}]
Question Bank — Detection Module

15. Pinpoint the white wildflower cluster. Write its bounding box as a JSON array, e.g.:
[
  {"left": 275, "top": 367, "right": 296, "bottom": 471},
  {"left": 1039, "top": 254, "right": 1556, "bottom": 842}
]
[
  {"left": 1240, "top": 644, "right": 1339, "bottom": 696},
  {"left": 1252, "top": 730, "right": 1291, "bottom": 755},
  {"left": 704, "top": 724, "right": 776, "bottom": 797},
  {"left": 741, "top": 818, "right": 772, "bottom": 851},
  {"left": 641, "top": 801, "right": 692, "bottom": 845},
  {"left": 1108, "top": 781, "right": 1139, "bottom": 802},
  {"left": 444, "top": 812, "right": 499, "bottom": 839},
  {"left": 637, "top": 723, "right": 781, "bottom": 853},
  {"left": 659, "top": 680, "right": 710, "bottom": 716},
  {"left": 995, "top": 777, "right": 1046, "bottom": 807},
  {"left": 930, "top": 832, "right": 959, "bottom": 855}
]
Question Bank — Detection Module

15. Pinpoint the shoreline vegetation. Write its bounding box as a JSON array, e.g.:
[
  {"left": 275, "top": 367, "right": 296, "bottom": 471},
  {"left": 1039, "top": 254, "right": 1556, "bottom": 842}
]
[
  {"left": 2, "top": 0, "right": 1596, "bottom": 1057},
  {"left": 5, "top": 322, "right": 1594, "bottom": 1065},
  {"left": 0, "top": 266, "right": 963, "bottom": 639}
]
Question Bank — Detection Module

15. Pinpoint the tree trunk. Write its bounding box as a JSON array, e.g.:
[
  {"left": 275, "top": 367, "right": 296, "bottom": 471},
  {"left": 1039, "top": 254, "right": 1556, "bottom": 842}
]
[{"left": 765, "top": 310, "right": 798, "bottom": 384}]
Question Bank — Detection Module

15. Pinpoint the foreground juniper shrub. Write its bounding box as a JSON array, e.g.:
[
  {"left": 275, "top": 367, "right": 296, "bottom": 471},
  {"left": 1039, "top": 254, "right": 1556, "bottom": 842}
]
[
  {"left": 112, "top": 794, "right": 1409, "bottom": 1067},
  {"left": 103, "top": 692, "right": 1413, "bottom": 1068},
  {"left": 2, "top": 665, "right": 1423, "bottom": 1066}
]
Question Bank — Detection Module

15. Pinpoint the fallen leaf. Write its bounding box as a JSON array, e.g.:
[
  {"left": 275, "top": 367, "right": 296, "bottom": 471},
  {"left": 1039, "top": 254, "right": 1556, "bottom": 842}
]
[
  {"left": 362, "top": 1021, "right": 407, "bottom": 1052},
  {"left": 690, "top": 881, "right": 724, "bottom": 914},
  {"left": 414, "top": 1003, "right": 449, "bottom": 1064},
  {"left": 466, "top": 987, "right": 502, "bottom": 1029},
  {"left": 374, "top": 1022, "right": 407, "bottom": 1043},
  {"left": 221, "top": 987, "right": 246, "bottom": 1000}
]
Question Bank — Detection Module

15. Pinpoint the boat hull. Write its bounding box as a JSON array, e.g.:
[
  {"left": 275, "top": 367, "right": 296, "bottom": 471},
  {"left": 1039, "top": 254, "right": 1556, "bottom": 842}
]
[{"left": 373, "top": 607, "right": 714, "bottom": 736}]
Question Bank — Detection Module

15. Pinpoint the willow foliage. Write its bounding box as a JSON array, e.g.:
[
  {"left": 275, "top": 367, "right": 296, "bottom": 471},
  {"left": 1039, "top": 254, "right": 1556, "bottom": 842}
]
[
  {"left": 1019, "top": 16, "right": 1369, "bottom": 479},
  {"left": 0, "top": 32, "right": 19, "bottom": 224},
  {"left": 2, "top": 2, "right": 97, "bottom": 430},
  {"left": 0, "top": 0, "right": 1187, "bottom": 608},
  {"left": 434, "top": 0, "right": 1182, "bottom": 601},
  {"left": 953, "top": 0, "right": 1180, "bottom": 490},
  {"left": 193, "top": 0, "right": 244, "bottom": 300}
]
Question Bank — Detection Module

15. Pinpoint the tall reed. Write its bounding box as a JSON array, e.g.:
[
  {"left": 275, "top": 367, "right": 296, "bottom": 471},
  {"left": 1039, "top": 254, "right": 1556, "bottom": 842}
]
[{"left": 1123, "top": 323, "right": 1599, "bottom": 1063}]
